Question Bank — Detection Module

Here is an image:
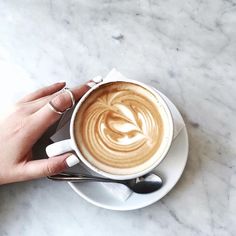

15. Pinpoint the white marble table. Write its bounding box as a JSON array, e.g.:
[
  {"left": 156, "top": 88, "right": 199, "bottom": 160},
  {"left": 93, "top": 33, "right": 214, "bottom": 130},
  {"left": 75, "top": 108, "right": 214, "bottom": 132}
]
[{"left": 0, "top": 0, "right": 235, "bottom": 235}]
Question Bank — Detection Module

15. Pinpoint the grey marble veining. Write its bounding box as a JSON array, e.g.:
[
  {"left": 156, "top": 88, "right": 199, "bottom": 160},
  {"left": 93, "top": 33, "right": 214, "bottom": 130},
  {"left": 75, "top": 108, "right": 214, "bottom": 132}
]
[{"left": 0, "top": 0, "right": 235, "bottom": 235}]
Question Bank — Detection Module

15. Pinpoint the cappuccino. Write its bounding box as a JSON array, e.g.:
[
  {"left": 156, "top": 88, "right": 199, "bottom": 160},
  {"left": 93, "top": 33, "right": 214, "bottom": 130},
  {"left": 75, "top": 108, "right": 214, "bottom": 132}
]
[{"left": 74, "top": 82, "right": 164, "bottom": 175}]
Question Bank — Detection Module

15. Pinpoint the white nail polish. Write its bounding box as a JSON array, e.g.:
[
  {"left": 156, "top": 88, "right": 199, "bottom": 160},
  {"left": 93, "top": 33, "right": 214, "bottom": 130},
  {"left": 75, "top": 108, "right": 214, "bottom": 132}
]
[
  {"left": 66, "top": 154, "right": 80, "bottom": 167},
  {"left": 86, "top": 81, "right": 96, "bottom": 88},
  {"left": 92, "top": 76, "right": 103, "bottom": 83},
  {"left": 58, "top": 80, "right": 66, "bottom": 83}
]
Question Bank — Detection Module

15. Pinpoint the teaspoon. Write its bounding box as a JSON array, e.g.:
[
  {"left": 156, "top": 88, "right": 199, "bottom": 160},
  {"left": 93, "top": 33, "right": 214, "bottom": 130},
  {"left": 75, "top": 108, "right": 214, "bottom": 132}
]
[{"left": 48, "top": 172, "right": 163, "bottom": 194}]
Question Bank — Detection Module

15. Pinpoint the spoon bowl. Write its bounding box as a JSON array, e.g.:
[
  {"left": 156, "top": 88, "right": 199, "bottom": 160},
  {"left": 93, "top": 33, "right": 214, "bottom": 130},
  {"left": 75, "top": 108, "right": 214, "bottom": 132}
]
[{"left": 126, "top": 174, "right": 163, "bottom": 194}]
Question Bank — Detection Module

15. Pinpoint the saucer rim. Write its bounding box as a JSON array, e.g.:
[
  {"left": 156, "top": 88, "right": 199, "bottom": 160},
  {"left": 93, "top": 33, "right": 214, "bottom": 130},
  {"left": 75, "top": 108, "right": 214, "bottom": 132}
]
[{"left": 57, "top": 87, "right": 189, "bottom": 211}]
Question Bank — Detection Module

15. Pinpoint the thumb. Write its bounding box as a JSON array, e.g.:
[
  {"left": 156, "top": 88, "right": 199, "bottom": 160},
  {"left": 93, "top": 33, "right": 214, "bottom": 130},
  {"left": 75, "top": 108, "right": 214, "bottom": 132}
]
[{"left": 23, "top": 153, "right": 79, "bottom": 179}]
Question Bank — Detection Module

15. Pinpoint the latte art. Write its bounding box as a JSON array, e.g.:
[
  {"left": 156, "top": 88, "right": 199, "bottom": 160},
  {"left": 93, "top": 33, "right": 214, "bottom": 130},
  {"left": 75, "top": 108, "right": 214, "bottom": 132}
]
[{"left": 74, "top": 82, "right": 164, "bottom": 175}]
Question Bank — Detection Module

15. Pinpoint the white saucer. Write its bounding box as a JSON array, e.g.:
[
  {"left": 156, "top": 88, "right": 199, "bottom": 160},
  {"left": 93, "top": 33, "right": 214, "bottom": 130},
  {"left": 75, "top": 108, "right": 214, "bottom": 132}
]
[{"left": 55, "top": 95, "right": 189, "bottom": 211}]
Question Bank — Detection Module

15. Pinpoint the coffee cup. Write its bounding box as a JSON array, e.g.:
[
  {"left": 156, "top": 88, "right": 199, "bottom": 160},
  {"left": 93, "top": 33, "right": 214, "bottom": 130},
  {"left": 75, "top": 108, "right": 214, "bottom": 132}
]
[{"left": 46, "top": 78, "right": 174, "bottom": 180}]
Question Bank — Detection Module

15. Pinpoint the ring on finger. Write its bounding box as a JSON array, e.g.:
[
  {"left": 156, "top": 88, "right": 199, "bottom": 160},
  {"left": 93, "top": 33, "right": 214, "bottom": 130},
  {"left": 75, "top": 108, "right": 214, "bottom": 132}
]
[
  {"left": 47, "top": 87, "right": 75, "bottom": 115},
  {"left": 62, "top": 87, "right": 75, "bottom": 110}
]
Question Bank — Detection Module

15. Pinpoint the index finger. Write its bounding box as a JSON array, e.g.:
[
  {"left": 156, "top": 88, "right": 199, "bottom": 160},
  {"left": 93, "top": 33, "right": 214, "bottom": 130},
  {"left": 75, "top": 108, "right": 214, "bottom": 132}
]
[{"left": 29, "top": 77, "right": 103, "bottom": 142}]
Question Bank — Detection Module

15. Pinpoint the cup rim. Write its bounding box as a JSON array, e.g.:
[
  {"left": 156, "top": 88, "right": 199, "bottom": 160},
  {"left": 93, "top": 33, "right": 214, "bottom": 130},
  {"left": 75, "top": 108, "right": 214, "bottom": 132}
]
[{"left": 70, "top": 78, "right": 174, "bottom": 180}]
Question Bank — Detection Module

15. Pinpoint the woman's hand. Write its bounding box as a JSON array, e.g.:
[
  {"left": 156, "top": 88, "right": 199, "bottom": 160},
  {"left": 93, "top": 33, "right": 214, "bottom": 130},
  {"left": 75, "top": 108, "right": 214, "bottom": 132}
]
[{"left": 0, "top": 80, "right": 98, "bottom": 185}]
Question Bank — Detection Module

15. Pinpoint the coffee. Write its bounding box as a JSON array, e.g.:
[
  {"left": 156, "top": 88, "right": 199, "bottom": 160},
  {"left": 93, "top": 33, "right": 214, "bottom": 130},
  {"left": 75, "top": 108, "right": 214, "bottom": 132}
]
[{"left": 74, "top": 82, "right": 164, "bottom": 175}]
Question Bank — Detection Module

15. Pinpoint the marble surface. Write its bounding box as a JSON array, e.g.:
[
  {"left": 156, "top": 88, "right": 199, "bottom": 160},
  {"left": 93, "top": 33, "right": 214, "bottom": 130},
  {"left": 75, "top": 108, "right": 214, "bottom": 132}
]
[{"left": 0, "top": 0, "right": 236, "bottom": 235}]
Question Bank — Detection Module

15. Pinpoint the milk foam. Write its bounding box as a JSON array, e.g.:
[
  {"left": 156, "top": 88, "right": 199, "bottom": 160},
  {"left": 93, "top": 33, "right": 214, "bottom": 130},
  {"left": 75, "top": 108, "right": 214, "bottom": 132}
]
[{"left": 74, "top": 82, "right": 164, "bottom": 175}]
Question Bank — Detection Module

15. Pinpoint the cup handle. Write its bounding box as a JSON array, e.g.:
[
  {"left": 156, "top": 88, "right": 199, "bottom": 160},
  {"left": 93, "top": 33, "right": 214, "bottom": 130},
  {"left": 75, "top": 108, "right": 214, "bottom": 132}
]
[{"left": 46, "top": 139, "right": 74, "bottom": 158}]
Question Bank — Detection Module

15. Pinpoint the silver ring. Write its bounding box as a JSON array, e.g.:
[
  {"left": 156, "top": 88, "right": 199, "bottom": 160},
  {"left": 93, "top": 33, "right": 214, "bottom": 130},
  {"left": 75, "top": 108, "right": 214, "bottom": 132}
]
[
  {"left": 62, "top": 87, "right": 75, "bottom": 110},
  {"left": 47, "top": 101, "right": 64, "bottom": 115},
  {"left": 47, "top": 87, "right": 75, "bottom": 115}
]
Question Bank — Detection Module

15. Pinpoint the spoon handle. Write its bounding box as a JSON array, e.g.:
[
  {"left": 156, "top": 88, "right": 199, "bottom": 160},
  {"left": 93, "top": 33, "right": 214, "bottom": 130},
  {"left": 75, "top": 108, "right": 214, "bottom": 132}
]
[{"left": 47, "top": 173, "right": 122, "bottom": 183}]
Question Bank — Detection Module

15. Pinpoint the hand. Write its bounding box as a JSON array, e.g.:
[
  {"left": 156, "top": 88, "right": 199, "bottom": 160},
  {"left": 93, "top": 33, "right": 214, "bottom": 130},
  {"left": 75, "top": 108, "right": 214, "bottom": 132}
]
[{"left": 0, "top": 80, "right": 98, "bottom": 185}]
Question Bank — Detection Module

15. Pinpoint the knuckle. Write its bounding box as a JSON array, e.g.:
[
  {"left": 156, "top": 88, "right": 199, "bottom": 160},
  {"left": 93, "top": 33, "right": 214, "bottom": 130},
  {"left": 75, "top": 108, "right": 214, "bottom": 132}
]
[
  {"left": 45, "top": 159, "right": 66, "bottom": 176},
  {"left": 46, "top": 163, "right": 58, "bottom": 176},
  {"left": 13, "top": 104, "right": 24, "bottom": 113},
  {"left": 52, "top": 93, "right": 70, "bottom": 111},
  {"left": 13, "top": 103, "right": 30, "bottom": 115}
]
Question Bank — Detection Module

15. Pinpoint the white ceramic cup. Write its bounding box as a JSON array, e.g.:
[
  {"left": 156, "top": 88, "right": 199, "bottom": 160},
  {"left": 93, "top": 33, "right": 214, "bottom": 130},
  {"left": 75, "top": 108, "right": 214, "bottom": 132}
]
[{"left": 46, "top": 78, "right": 174, "bottom": 180}]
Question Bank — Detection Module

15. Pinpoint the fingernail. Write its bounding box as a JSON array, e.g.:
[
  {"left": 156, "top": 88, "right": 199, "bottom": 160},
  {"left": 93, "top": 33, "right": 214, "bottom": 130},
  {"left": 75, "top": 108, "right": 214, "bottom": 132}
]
[
  {"left": 58, "top": 80, "right": 66, "bottom": 85},
  {"left": 92, "top": 76, "right": 103, "bottom": 83},
  {"left": 86, "top": 81, "right": 96, "bottom": 88},
  {"left": 66, "top": 154, "right": 80, "bottom": 167},
  {"left": 86, "top": 76, "right": 103, "bottom": 88}
]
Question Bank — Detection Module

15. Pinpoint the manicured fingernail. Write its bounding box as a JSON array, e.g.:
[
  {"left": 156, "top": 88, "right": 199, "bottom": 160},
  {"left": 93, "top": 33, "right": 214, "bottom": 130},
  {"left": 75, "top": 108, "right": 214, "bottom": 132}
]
[
  {"left": 86, "top": 81, "right": 96, "bottom": 88},
  {"left": 92, "top": 76, "right": 103, "bottom": 83},
  {"left": 66, "top": 154, "right": 79, "bottom": 167}
]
